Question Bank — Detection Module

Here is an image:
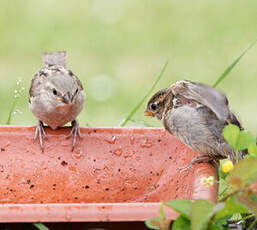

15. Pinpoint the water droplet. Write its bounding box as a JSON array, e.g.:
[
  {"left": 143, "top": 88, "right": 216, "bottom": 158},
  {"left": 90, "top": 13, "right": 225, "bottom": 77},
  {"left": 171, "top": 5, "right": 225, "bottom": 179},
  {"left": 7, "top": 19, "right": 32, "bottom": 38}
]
[
  {"left": 130, "top": 136, "right": 135, "bottom": 145},
  {"left": 3, "top": 142, "right": 10, "bottom": 148},
  {"left": 104, "top": 136, "right": 117, "bottom": 144},
  {"left": 72, "top": 149, "right": 83, "bottom": 159},
  {"left": 61, "top": 142, "right": 70, "bottom": 147},
  {"left": 140, "top": 138, "right": 153, "bottom": 148},
  {"left": 113, "top": 148, "right": 122, "bottom": 156}
]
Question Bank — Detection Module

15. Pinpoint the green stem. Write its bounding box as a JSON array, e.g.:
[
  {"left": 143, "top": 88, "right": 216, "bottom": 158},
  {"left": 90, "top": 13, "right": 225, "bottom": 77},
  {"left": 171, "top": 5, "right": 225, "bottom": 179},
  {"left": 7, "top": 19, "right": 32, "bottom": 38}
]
[
  {"left": 218, "top": 186, "right": 230, "bottom": 201},
  {"left": 219, "top": 189, "right": 243, "bottom": 202},
  {"left": 246, "top": 218, "right": 257, "bottom": 230},
  {"left": 212, "top": 39, "right": 257, "bottom": 88},
  {"left": 230, "top": 214, "right": 256, "bottom": 225},
  {"left": 236, "top": 149, "right": 239, "bottom": 164},
  {"left": 119, "top": 60, "right": 168, "bottom": 127},
  {"left": 6, "top": 99, "right": 17, "bottom": 125},
  {"left": 243, "top": 214, "right": 255, "bottom": 221},
  {"left": 33, "top": 223, "right": 50, "bottom": 230}
]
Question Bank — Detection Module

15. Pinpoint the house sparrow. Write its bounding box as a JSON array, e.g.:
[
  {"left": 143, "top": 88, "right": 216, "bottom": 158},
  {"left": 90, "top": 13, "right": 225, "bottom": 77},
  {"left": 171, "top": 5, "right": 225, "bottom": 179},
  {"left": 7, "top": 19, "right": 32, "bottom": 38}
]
[
  {"left": 145, "top": 80, "right": 244, "bottom": 170},
  {"left": 29, "top": 51, "right": 85, "bottom": 152}
]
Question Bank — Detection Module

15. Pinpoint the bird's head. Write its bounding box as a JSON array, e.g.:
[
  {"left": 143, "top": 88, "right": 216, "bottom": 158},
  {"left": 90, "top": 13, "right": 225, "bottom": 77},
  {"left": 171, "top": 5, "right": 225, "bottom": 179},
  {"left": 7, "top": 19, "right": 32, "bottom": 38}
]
[
  {"left": 144, "top": 88, "right": 174, "bottom": 120},
  {"left": 43, "top": 71, "right": 82, "bottom": 107}
]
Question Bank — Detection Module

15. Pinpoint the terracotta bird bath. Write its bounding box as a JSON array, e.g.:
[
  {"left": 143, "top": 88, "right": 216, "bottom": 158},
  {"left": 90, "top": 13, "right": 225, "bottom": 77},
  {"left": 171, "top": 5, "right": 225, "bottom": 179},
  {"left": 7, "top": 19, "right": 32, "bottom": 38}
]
[{"left": 0, "top": 126, "right": 218, "bottom": 229}]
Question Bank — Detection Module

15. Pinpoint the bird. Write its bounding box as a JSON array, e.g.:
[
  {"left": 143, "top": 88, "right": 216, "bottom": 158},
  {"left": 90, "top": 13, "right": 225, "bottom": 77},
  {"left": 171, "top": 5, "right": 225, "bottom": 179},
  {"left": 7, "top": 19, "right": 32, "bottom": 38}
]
[
  {"left": 144, "top": 80, "right": 244, "bottom": 171},
  {"left": 29, "top": 51, "right": 85, "bottom": 152}
]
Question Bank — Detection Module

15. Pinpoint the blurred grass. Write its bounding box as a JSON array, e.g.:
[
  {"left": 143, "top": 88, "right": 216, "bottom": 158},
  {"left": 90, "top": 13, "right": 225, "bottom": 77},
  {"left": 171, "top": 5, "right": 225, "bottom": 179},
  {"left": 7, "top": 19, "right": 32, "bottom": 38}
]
[
  {"left": 120, "top": 60, "right": 168, "bottom": 126},
  {"left": 0, "top": 0, "right": 257, "bottom": 133},
  {"left": 213, "top": 39, "right": 257, "bottom": 88}
]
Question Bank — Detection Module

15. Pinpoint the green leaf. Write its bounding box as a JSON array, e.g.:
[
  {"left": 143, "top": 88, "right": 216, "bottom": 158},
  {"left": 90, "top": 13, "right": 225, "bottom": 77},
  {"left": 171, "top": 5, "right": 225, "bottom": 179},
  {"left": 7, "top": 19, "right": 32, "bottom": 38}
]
[
  {"left": 165, "top": 199, "right": 192, "bottom": 218},
  {"left": 210, "top": 226, "right": 224, "bottom": 230},
  {"left": 159, "top": 202, "right": 166, "bottom": 221},
  {"left": 250, "top": 195, "right": 257, "bottom": 202},
  {"left": 218, "top": 162, "right": 228, "bottom": 180},
  {"left": 210, "top": 217, "right": 229, "bottom": 230},
  {"left": 190, "top": 199, "right": 215, "bottom": 230},
  {"left": 248, "top": 143, "right": 257, "bottom": 156},
  {"left": 218, "top": 177, "right": 230, "bottom": 200},
  {"left": 212, "top": 39, "right": 257, "bottom": 88},
  {"left": 237, "top": 194, "right": 257, "bottom": 216},
  {"left": 145, "top": 217, "right": 161, "bottom": 230},
  {"left": 227, "top": 158, "right": 257, "bottom": 189},
  {"left": 119, "top": 60, "right": 168, "bottom": 127},
  {"left": 33, "top": 223, "right": 50, "bottom": 230},
  {"left": 172, "top": 215, "right": 191, "bottom": 230},
  {"left": 223, "top": 125, "right": 240, "bottom": 150},
  {"left": 223, "top": 125, "right": 256, "bottom": 151},
  {"left": 145, "top": 217, "right": 170, "bottom": 230},
  {"left": 214, "top": 196, "right": 249, "bottom": 220},
  {"left": 237, "top": 131, "right": 256, "bottom": 150}
]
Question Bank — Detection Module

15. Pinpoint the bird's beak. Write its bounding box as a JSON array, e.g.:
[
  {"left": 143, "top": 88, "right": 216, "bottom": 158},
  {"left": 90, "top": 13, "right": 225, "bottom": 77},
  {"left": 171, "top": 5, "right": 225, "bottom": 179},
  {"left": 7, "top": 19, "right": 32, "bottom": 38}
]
[
  {"left": 62, "top": 92, "right": 73, "bottom": 104},
  {"left": 144, "top": 110, "right": 154, "bottom": 117}
]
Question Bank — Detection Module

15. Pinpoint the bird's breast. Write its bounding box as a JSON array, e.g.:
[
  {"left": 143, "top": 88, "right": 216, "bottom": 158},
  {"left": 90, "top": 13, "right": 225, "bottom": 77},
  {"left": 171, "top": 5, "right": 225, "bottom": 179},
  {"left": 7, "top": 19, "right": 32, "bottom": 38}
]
[{"left": 30, "top": 95, "right": 84, "bottom": 129}]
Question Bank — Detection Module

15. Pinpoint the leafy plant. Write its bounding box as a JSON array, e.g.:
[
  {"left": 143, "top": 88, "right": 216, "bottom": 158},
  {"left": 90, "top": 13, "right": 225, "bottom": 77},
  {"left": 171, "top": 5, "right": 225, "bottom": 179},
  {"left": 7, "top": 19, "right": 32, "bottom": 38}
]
[
  {"left": 223, "top": 124, "right": 256, "bottom": 163},
  {"left": 145, "top": 202, "right": 171, "bottom": 230},
  {"left": 145, "top": 125, "right": 257, "bottom": 229},
  {"left": 144, "top": 41, "right": 257, "bottom": 229}
]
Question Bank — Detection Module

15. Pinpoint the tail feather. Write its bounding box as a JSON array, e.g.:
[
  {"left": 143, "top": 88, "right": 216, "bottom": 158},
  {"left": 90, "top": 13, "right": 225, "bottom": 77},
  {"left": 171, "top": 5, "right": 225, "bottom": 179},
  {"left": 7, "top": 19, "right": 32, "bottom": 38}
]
[{"left": 42, "top": 51, "right": 66, "bottom": 67}]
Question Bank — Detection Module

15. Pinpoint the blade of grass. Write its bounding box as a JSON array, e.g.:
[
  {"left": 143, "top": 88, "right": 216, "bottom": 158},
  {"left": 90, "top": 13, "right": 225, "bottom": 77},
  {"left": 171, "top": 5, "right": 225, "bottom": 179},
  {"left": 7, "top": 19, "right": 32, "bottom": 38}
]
[
  {"left": 33, "top": 223, "right": 50, "bottom": 230},
  {"left": 6, "top": 100, "right": 17, "bottom": 125},
  {"left": 119, "top": 60, "right": 168, "bottom": 127},
  {"left": 212, "top": 39, "right": 257, "bottom": 88},
  {"left": 6, "top": 79, "right": 24, "bottom": 125}
]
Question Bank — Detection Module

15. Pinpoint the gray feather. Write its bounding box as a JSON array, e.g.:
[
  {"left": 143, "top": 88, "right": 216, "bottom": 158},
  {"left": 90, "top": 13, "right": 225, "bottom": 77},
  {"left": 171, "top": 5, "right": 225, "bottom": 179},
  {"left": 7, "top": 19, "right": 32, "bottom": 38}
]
[
  {"left": 171, "top": 80, "right": 230, "bottom": 122},
  {"left": 42, "top": 51, "right": 66, "bottom": 67}
]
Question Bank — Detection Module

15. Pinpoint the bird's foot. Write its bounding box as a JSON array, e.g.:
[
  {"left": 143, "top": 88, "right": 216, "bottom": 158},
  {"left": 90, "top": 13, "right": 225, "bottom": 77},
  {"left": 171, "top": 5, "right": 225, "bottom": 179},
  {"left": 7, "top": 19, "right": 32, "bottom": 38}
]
[
  {"left": 179, "top": 155, "right": 211, "bottom": 172},
  {"left": 34, "top": 120, "right": 48, "bottom": 152},
  {"left": 66, "top": 120, "right": 82, "bottom": 151}
]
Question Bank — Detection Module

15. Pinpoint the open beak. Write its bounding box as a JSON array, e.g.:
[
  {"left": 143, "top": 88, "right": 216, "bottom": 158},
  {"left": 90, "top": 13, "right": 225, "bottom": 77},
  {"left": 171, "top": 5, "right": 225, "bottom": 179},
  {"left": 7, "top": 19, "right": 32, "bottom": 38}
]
[{"left": 144, "top": 110, "right": 154, "bottom": 117}]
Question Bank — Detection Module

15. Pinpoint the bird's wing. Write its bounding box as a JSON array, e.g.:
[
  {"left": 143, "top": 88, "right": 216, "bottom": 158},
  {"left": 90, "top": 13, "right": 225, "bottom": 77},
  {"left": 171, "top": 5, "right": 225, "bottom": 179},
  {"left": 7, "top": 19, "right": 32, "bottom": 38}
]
[
  {"left": 170, "top": 80, "right": 230, "bottom": 122},
  {"left": 29, "top": 74, "right": 43, "bottom": 100}
]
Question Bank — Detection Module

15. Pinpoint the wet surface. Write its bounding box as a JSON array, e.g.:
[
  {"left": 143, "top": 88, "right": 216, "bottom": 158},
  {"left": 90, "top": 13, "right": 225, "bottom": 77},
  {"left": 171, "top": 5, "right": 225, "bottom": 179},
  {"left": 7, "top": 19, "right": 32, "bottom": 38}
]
[{"left": 0, "top": 126, "right": 217, "bottom": 202}]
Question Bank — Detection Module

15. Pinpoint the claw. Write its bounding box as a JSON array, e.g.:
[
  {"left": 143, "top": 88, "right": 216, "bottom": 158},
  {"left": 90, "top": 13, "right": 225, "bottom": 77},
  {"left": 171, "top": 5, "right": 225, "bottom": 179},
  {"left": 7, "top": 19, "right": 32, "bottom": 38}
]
[
  {"left": 179, "top": 155, "right": 212, "bottom": 172},
  {"left": 34, "top": 121, "right": 48, "bottom": 152},
  {"left": 66, "top": 120, "right": 82, "bottom": 151}
]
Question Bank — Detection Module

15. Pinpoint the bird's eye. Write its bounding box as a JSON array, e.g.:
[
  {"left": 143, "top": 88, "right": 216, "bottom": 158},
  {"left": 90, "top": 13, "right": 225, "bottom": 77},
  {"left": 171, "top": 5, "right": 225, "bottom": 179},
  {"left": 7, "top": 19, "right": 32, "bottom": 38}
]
[
  {"left": 151, "top": 103, "right": 157, "bottom": 111},
  {"left": 53, "top": 88, "right": 57, "bottom": 95}
]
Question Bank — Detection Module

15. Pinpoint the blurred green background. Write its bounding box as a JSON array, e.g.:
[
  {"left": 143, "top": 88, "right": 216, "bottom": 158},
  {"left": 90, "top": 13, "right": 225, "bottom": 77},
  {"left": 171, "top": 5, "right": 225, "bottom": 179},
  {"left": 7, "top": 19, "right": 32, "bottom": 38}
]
[{"left": 0, "top": 0, "right": 256, "bottom": 133}]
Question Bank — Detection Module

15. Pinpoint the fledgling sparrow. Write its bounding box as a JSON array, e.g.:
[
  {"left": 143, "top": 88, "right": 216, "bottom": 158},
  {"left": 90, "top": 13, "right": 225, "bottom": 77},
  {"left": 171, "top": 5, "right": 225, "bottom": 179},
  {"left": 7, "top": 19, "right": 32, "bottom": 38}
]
[
  {"left": 29, "top": 51, "right": 85, "bottom": 152},
  {"left": 145, "top": 80, "right": 244, "bottom": 170}
]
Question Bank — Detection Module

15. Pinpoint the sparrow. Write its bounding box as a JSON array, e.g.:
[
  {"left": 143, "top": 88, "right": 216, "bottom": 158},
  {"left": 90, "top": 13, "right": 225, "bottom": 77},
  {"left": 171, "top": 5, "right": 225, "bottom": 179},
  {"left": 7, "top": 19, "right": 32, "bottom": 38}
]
[
  {"left": 29, "top": 51, "right": 85, "bottom": 152},
  {"left": 144, "top": 80, "right": 244, "bottom": 170}
]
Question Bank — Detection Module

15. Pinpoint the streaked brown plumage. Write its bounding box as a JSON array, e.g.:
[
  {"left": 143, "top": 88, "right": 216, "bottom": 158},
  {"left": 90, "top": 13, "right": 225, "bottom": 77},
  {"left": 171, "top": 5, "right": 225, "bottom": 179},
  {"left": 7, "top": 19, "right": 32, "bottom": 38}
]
[{"left": 145, "top": 80, "right": 244, "bottom": 170}]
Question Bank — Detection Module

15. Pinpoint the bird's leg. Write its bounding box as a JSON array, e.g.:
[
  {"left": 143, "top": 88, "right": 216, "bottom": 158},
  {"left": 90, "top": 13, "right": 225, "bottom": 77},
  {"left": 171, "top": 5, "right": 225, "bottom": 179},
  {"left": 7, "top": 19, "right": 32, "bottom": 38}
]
[
  {"left": 34, "top": 120, "right": 48, "bottom": 152},
  {"left": 179, "top": 155, "right": 212, "bottom": 172},
  {"left": 66, "top": 120, "right": 82, "bottom": 151}
]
